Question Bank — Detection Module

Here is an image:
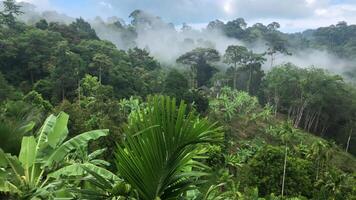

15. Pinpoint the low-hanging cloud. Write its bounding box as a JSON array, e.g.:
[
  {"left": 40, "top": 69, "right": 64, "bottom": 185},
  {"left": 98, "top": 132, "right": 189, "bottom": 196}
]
[{"left": 12, "top": 2, "right": 356, "bottom": 79}]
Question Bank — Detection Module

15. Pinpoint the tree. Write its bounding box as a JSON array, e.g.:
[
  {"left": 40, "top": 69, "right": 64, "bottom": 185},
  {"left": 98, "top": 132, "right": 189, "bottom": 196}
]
[
  {"left": 223, "top": 45, "right": 249, "bottom": 89},
  {"left": 245, "top": 145, "right": 313, "bottom": 198},
  {"left": 17, "top": 29, "right": 62, "bottom": 84},
  {"left": 177, "top": 48, "right": 220, "bottom": 88},
  {"left": 224, "top": 46, "right": 265, "bottom": 93},
  {"left": 0, "top": 72, "right": 18, "bottom": 101},
  {"left": 224, "top": 18, "right": 247, "bottom": 39},
  {"left": 51, "top": 41, "right": 83, "bottom": 102},
  {"left": 115, "top": 95, "right": 223, "bottom": 200},
  {"left": 127, "top": 47, "right": 160, "bottom": 71},
  {"left": 89, "top": 53, "right": 113, "bottom": 84},
  {"left": 70, "top": 17, "right": 98, "bottom": 40},
  {"left": 35, "top": 19, "right": 48, "bottom": 30},
  {"left": 264, "top": 29, "right": 291, "bottom": 67},
  {"left": 243, "top": 52, "right": 266, "bottom": 94},
  {"left": 23, "top": 90, "right": 53, "bottom": 113},
  {"left": 0, "top": 0, "right": 23, "bottom": 28},
  {"left": 162, "top": 69, "right": 189, "bottom": 101},
  {"left": 207, "top": 20, "right": 225, "bottom": 31}
]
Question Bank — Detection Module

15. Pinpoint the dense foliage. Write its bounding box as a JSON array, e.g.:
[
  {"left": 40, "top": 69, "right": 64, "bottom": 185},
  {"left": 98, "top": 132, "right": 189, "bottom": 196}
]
[{"left": 0, "top": 1, "right": 355, "bottom": 199}]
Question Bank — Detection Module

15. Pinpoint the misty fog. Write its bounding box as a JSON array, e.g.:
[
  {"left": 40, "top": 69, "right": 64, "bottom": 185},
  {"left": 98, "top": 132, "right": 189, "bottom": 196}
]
[{"left": 15, "top": 2, "right": 355, "bottom": 76}]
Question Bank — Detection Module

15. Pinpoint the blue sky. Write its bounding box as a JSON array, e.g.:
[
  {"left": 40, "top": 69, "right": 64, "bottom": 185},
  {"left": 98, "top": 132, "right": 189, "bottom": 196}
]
[{"left": 17, "top": 0, "right": 356, "bottom": 32}]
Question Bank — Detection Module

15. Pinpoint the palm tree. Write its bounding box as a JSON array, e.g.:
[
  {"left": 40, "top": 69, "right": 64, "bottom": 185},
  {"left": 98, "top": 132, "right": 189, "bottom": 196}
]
[{"left": 115, "top": 95, "right": 223, "bottom": 200}]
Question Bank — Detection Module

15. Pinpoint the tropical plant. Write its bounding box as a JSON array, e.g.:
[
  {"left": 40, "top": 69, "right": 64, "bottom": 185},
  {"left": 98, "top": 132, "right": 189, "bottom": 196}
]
[
  {"left": 115, "top": 95, "right": 223, "bottom": 200},
  {"left": 0, "top": 111, "right": 109, "bottom": 199},
  {"left": 0, "top": 101, "right": 41, "bottom": 155},
  {"left": 71, "top": 167, "right": 133, "bottom": 200},
  {"left": 210, "top": 87, "right": 259, "bottom": 122}
]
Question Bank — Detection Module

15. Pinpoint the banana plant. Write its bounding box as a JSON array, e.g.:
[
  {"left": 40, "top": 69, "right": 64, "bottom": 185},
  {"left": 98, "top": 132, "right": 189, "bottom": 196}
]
[
  {"left": 0, "top": 112, "right": 109, "bottom": 199},
  {"left": 71, "top": 167, "right": 134, "bottom": 200}
]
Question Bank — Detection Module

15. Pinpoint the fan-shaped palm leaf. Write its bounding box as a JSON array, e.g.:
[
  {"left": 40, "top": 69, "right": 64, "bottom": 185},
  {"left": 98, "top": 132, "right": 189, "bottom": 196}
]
[{"left": 116, "top": 95, "right": 223, "bottom": 200}]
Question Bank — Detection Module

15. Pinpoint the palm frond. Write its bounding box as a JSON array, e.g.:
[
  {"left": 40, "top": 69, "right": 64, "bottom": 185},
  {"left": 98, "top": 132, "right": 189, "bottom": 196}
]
[{"left": 116, "top": 95, "right": 223, "bottom": 200}]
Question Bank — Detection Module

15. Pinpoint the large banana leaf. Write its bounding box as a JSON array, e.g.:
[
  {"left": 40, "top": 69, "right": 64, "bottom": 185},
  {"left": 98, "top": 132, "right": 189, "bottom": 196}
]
[
  {"left": 45, "top": 129, "right": 109, "bottom": 166},
  {"left": 19, "top": 136, "right": 37, "bottom": 169},
  {"left": 48, "top": 112, "right": 69, "bottom": 148},
  {"left": 35, "top": 114, "right": 57, "bottom": 153},
  {"left": 48, "top": 163, "right": 120, "bottom": 182},
  {"left": 116, "top": 95, "right": 223, "bottom": 200}
]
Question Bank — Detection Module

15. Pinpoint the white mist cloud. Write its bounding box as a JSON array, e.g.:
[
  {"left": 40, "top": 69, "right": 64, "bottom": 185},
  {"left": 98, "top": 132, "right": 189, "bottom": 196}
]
[{"left": 15, "top": 0, "right": 51, "bottom": 10}]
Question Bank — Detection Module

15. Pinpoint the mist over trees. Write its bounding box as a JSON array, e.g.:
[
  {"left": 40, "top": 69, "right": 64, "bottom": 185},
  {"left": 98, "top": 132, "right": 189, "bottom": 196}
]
[{"left": 0, "top": 0, "right": 355, "bottom": 199}]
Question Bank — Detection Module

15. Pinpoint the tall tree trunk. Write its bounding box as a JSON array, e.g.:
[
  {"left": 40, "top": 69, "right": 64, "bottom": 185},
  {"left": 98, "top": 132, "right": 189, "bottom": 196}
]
[
  {"left": 270, "top": 54, "right": 275, "bottom": 68},
  {"left": 247, "top": 65, "right": 253, "bottom": 94},
  {"left": 274, "top": 88, "right": 279, "bottom": 116},
  {"left": 78, "top": 79, "right": 81, "bottom": 106},
  {"left": 346, "top": 128, "right": 352, "bottom": 153},
  {"left": 99, "top": 65, "right": 102, "bottom": 84},
  {"left": 190, "top": 66, "right": 197, "bottom": 89},
  {"left": 294, "top": 101, "right": 307, "bottom": 128},
  {"left": 281, "top": 144, "right": 288, "bottom": 197},
  {"left": 233, "top": 63, "right": 237, "bottom": 89}
]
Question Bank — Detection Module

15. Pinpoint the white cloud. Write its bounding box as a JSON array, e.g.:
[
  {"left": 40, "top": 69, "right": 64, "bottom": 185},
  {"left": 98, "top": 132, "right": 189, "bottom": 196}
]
[
  {"left": 99, "top": 1, "right": 112, "bottom": 9},
  {"left": 12, "top": 0, "right": 356, "bottom": 32},
  {"left": 16, "top": 0, "right": 51, "bottom": 10}
]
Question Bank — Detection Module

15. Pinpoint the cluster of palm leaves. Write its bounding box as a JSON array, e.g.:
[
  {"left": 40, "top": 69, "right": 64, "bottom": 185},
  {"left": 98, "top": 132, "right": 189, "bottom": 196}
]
[{"left": 115, "top": 95, "right": 223, "bottom": 200}]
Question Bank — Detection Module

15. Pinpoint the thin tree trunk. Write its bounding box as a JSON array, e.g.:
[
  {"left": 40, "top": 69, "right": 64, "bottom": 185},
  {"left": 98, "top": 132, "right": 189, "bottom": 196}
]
[
  {"left": 281, "top": 144, "right": 288, "bottom": 197},
  {"left": 247, "top": 65, "right": 252, "bottom": 94},
  {"left": 274, "top": 88, "right": 279, "bottom": 116},
  {"left": 346, "top": 128, "right": 352, "bottom": 153},
  {"left": 271, "top": 54, "right": 275, "bottom": 68},
  {"left": 233, "top": 63, "right": 237, "bottom": 89},
  {"left": 288, "top": 106, "right": 293, "bottom": 120},
  {"left": 316, "top": 156, "right": 320, "bottom": 181},
  {"left": 99, "top": 65, "right": 102, "bottom": 84},
  {"left": 78, "top": 79, "right": 81, "bottom": 106}
]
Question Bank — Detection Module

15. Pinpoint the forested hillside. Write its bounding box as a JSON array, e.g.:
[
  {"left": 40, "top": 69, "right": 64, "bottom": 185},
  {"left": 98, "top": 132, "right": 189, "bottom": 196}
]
[{"left": 0, "top": 0, "right": 355, "bottom": 199}]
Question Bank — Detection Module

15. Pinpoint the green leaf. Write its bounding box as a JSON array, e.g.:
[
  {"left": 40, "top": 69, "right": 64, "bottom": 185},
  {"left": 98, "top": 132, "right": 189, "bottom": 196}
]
[
  {"left": 19, "top": 136, "right": 37, "bottom": 169},
  {"left": 36, "top": 114, "right": 57, "bottom": 151},
  {"left": 0, "top": 149, "right": 24, "bottom": 181},
  {"left": 45, "top": 130, "right": 109, "bottom": 166},
  {"left": 48, "top": 112, "right": 69, "bottom": 148},
  {"left": 18, "top": 121, "right": 35, "bottom": 134},
  {"left": 116, "top": 95, "right": 223, "bottom": 200},
  {"left": 49, "top": 163, "right": 120, "bottom": 182},
  {"left": 88, "top": 148, "right": 106, "bottom": 160}
]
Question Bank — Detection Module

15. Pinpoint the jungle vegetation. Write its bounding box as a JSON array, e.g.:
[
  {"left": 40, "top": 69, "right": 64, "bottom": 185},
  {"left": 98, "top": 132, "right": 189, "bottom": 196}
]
[{"left": 0, "top": 0, "right": 355, "bottom": 199}]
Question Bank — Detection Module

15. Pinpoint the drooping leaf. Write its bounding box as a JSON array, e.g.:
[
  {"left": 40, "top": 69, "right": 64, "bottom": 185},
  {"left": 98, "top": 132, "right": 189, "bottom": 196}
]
[
  {"left": 18, "top": 121, "right": 36, "bottom": 134},
  {"left": 48, "top": 163, "right": 120, "bottom": 182},
  {"left": 88, "top": 148, "right": 107, "bottom": 160},
  {"left": 0, "top": 149, "right": 24, "bottom": 180},
  {"left": 45, "top": 130, "right": 109, "bottom": 166}
]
